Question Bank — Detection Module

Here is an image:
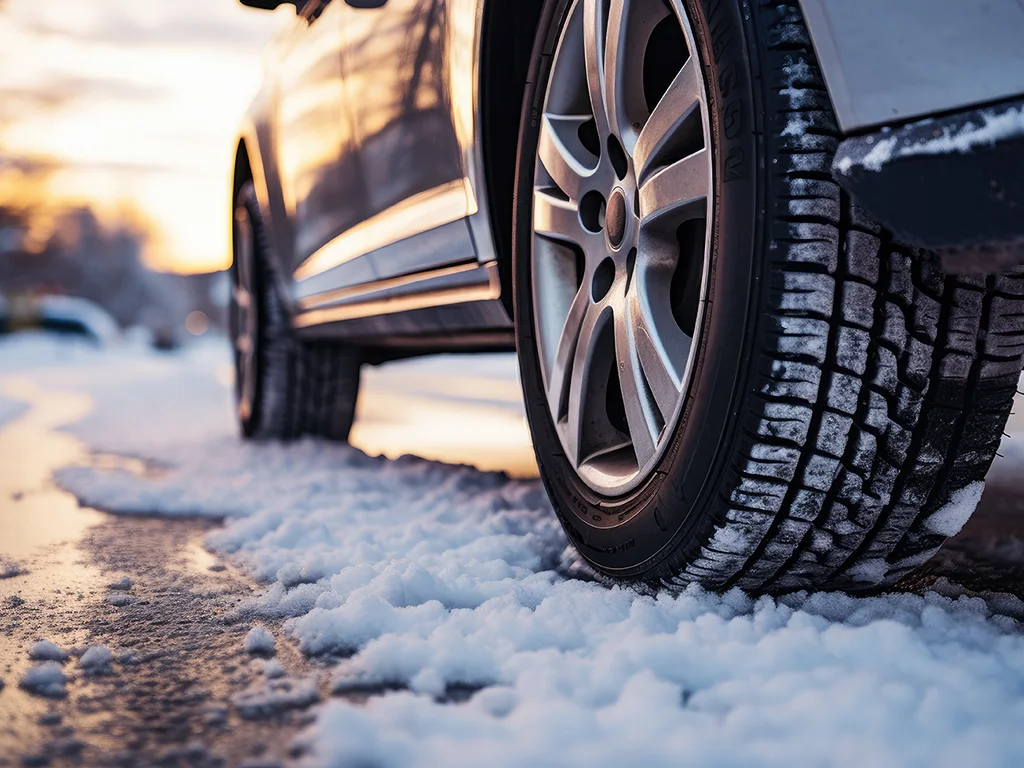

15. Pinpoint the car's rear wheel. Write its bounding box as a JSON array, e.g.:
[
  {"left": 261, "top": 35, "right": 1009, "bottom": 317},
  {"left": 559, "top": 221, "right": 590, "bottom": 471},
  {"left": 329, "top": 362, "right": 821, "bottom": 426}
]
[
  {"left": 231, "top": 181, "right": 362, "bottom": 441},
  {"left": 512, "top": 0, "right": 1024, "bottom": 591}
]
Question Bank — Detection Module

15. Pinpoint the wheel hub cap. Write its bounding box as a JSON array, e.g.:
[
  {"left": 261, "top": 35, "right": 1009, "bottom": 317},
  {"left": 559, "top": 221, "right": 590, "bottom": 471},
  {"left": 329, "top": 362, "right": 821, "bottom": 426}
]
[
  {"left": 606, "top": 188, "right": 626, "bottom": 247},
  {"left": 530, "top": 0, "right": 713, "bottom": 496}
]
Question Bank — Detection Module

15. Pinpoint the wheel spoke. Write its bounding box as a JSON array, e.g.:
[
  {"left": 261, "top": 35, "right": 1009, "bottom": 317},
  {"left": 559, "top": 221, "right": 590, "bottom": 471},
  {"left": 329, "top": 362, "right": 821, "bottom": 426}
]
[
  {"left": 538, "top": 115, "right": 595, "bottom": 201},
  {"left": 235, "top": 207, "right": 253, "bottom": 288},
  {"left": 633, "top": 58, "right": 703, "bottom": 183},
  {"left": 583, "top": 0, "right": 609, "bottom": 137},
  {"left": 235, "top": 330, "right": 252, "bottom": 356},
  {"left": 638, "top": 147, "right": 710, "bottom": 222},
  {"left": 240, "top": 345, "right": 254, "bottom": 381},
  {"left": 629, "top": 277, "right": 692, "bottom": 421},
  {"left": 533, "top": 189, "right": 587, "bottom": 247},
  {"left": 234, "top": 286, "right": 251, "bottom": 312},
  {"left": 238, "top": 338, "right": 255, "bottom": 419},
  {"left": 603, "top": 0, "right": 631, "bottom": 144},
  {"left": 612, "top": 302, "right": 659, "bottom": 468},
  {"left": 545, "top": 285, "right": 591, "bottom": 428},
  {"left": 564, "top": 303, "right": 611, "bottom": 467}
]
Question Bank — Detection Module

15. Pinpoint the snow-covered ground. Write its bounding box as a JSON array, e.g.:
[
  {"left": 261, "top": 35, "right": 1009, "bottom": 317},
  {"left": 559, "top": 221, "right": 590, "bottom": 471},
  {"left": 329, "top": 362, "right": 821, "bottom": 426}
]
[
  {"left": 4, "top": 333, "right": 1024, "bottom": 766},
  {"left": 0, "top": 393, "right": 28, "bottom": 428}
]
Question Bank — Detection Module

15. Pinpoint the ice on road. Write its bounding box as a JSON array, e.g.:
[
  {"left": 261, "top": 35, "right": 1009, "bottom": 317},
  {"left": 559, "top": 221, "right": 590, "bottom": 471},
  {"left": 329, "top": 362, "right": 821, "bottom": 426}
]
[{"left": 4, "top": 334, "right": 1024, "bottom": 766}]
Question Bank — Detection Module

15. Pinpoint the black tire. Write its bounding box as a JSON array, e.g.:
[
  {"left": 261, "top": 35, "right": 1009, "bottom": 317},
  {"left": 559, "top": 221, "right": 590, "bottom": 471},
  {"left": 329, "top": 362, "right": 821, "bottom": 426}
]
[
  {"left": 512, "top": 0, "right": 1024, "bottom": 592},
  {"left": 231, "top": 182, "right": 362, "bottom": 442}
]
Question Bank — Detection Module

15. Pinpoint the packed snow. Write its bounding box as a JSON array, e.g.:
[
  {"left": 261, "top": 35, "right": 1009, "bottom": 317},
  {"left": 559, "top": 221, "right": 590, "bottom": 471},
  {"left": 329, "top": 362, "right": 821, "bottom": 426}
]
[
  {"left": 0, "top": 394, "right": 27, "bottom": 428},
  {"left": 0, "top": 556, "right": 25, "bottom": 579},
  {"left": 4, "top": 335, "right": 1024, "bottom": 764},
  {"left": 244, "top": 625, "right": 277, "bottom": 656},
  {"left": 263, "top": 658, "right": 287, "bottom": 679},
  {"left": 108, "top": 576, "right": 134, "bottom": 591},
  {"left": 20, "top": 662, "right": 67, "bottom": 698},
  {"left": 79, "top": 646, "right": 114, "bottom": 675},
  {"left": 28, "top": 640, "right": 69, "bottom": 663},
  {"left": 923, "top": 482, "right": 987, "bottom": 538},
  {"left": 233, "top": 676, "right": 320, "bottom": 720},
  {"left": 835, "top": 105, "right": 1024, "bottom": 175}
]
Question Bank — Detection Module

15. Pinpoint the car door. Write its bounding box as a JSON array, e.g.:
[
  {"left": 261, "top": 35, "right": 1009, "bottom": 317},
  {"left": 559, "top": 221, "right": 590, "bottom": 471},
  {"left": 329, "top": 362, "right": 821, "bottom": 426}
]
[
  {"left": 341, "top": 0, "right": 475, "bottom": 281},
  {"left": 275, "top": 0, "right": 371, "bottom": 288}
]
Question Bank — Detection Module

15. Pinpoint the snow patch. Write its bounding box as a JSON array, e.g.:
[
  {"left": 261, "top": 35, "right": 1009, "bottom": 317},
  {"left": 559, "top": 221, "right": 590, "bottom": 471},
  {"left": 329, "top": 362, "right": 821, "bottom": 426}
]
[
  {"left": 836, "top": 106, "right": 1024, "bottom": 174},
  {"left": 28, "top": 640, "right": 69, "bottom": 663},
  {"left": 79, "top": 646, "right": 113, "bottom": 675},
  {"left": 108, "top": 576, "right": 134, "bottom": 591},
  {"left": 924, "top": 482, "right": 986, "bottom": 537},
  {"left": 855, "top": 136, "right": 897, "bottom": 172},
  {"left": 233, "top": 676, "right": 319, "bottom": 719},
  {"left": 244, "top": 626, "right": 276, "bottom": 656},
  {"left": 844, "top": 558, "right": 891, "bottom": 585},
  {"left": 263, "top": 659, "right": 286, "bottom": 679},
  {"left": 900, "top": 107, "right": 1024, "bottom": 157},
  {"left": 0, "top": 557, "right": 25, "bottom": 579},
  {"left": 0, "top": 394, "right": 28, "bottom": 428},
  {"left": 20, "top": 663, "right": 67, "bottom": 698}
]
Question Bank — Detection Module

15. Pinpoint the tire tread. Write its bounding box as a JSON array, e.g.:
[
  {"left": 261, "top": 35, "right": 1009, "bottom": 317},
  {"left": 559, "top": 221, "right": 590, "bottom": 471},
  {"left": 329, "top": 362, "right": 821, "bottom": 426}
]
[
  {"left": 239, "top": 186, "right": 361, "bottom": 443},
  {"left": 658, "top": 0, "right": 1024, "bottom": 592}
]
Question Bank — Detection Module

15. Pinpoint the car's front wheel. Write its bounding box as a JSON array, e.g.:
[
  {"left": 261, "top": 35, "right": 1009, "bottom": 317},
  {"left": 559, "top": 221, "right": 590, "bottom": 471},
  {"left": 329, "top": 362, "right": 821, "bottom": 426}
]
[{"left": 513, "top": 0, "right": 1024, "bottom": 592}]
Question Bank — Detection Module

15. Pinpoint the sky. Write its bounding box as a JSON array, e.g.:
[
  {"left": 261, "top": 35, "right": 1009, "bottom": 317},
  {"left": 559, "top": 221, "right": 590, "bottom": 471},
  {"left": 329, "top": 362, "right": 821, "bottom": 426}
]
[{"left": 0, "top": 0, "right": 289, "bottom": 273}]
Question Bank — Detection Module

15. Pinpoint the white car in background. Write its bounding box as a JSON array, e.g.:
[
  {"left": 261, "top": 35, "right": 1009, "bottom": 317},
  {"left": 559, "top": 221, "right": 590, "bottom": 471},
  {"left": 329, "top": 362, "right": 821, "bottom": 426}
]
[{"left": 0, "top": 294, "right": 119, "bottom": 346}]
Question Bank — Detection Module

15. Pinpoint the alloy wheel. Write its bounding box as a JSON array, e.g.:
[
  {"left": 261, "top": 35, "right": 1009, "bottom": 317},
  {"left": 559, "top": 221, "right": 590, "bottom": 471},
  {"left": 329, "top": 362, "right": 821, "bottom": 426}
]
[{"left": 531, "top": 0, "right": 713, "bottom": 495}]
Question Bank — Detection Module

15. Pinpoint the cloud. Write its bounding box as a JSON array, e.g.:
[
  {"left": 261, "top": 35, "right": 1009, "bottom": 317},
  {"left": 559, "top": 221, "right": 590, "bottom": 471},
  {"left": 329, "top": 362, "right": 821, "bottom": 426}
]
[
  {"left": 0, "top": 0, "right": 282, "bottom": 272},
  {"left": 0, "top": 75, "right": 169, "bottom": 132},
  {"left": 2, "top": 75, "right": 168, "bottom": 107}
]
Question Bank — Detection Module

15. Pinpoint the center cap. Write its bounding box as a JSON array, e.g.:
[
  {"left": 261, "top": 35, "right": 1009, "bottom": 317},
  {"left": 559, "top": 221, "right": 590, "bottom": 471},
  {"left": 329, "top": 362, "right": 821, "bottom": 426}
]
[{"left": 606, "top": 188, "right": 627, "bottom": 248}]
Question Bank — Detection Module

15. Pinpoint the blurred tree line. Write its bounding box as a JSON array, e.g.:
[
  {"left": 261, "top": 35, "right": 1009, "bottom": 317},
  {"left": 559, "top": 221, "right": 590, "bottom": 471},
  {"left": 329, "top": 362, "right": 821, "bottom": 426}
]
[{"left": 0, "top": 161, "right": 225, "bottom": 339}]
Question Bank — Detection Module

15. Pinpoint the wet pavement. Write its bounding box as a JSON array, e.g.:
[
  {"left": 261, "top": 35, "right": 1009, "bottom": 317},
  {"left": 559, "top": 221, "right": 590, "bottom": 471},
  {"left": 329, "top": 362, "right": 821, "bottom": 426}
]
[
  {"left": 0, "top": 383, "right": 322, "bottom": 767},
  {"left": 350, "top": 356, "right": 538, "bottom": 479},
  {"left": 0, "top": 353, "right": 540, "bottom": 767}
]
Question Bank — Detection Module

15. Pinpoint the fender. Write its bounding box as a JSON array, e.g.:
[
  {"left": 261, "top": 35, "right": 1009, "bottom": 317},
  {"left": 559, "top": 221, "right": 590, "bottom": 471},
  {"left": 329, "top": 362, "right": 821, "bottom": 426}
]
[{"left": 234, "top": 85, "right": 298, "bottom": 315}]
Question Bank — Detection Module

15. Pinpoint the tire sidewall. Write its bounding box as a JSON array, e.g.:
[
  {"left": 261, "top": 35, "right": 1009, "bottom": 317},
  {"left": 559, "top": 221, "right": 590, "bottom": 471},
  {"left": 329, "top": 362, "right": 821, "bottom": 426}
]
[
  {"left": 512, "top": 0, "right": 765, "bottom": 576},
  {"left": 233, "top": 182, "right": 266, "bottom": 439}
]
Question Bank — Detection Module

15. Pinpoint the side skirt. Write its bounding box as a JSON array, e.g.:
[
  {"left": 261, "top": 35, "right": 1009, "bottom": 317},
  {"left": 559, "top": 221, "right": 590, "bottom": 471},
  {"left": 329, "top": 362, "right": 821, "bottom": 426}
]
[{"left": 293, "top": 261, "right": 515, "bottom": 359}]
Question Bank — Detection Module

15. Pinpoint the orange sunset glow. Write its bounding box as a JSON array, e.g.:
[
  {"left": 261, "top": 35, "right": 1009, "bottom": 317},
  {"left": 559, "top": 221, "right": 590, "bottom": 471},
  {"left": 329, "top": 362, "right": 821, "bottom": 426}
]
[{"left": 0, "top": 0, "right": 287, "bottom": 274}]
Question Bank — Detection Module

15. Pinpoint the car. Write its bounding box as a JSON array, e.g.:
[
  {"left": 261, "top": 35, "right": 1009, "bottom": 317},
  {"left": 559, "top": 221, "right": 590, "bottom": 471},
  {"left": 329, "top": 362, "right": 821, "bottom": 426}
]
[
  {"left": 230, "top": 0, "right": 1024, "bottom": 592},
  {"left": 0, "top": 293, "right": 119, "bottom": 345}
]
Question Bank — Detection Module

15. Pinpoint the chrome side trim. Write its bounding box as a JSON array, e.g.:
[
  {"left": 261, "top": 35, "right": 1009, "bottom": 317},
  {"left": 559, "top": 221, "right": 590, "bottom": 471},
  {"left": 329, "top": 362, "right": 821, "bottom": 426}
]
[
  {"left": 295, "top": 217, "right": 477, "bottom": 300},
  {"left": 293, "top": 178, "right": 471, "bottom": 282},
  {"left": 294, "top": 261, "right": 502, "bottom": 328}
]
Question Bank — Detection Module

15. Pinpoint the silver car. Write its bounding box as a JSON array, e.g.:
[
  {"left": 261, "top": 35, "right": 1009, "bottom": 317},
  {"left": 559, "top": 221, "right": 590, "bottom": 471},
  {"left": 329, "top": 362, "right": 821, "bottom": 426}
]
[{"left": 231, "top": 0, "right": 1024, "bottom": 592}]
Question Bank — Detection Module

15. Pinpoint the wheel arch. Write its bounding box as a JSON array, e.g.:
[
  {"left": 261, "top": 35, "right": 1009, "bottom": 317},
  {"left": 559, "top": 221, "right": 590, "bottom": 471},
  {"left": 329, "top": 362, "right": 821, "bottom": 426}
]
[
  {"left": 232, "top": 118, "right": 297, "bottom": 318},
  {"left": 231, "top": 138, "right": 254, "bottom": 259},
  {"left": 232, "top": 124, "right": 273, "bottom": 247},
  {"left": 478, "top": 0, "right": 546, "bottom": 319}
]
